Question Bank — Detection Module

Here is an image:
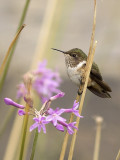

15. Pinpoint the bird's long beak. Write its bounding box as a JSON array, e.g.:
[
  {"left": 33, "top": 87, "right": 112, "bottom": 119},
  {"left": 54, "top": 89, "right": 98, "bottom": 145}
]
[{"left": 51, "top": 48, "right": 65, "bottom": 54}]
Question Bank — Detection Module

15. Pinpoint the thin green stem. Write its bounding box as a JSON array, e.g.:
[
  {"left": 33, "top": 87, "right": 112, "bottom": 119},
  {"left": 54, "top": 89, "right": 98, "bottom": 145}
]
[
  {"left": 30, "top": 130, "right": 39, "bottom": 160},
  {"left": 17, "top": 0, "right": 31, "bottom": 31},
  {"left": 19, "top": 75, "right": 32, "bottom": 160},
  {"left": 19, "top": 104, "right": 30, "bottom": 160},
  {"left": 0, "top": 0, "right": 31, "bottom": 92}
]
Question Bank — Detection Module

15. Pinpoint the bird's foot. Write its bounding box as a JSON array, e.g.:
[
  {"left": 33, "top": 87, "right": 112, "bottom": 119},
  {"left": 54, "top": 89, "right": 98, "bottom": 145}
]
[
  {"left": 80, "top": 75, "right": 86, "bottom": 84},
  {"left": 77, "top": 88, "right": 83, "bottom": 95}
]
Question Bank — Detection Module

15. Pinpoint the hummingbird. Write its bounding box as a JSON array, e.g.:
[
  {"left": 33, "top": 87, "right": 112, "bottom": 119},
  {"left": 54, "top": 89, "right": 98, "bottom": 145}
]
[{"left": 52, "top": 48, "right": 112, "bottom": 98}]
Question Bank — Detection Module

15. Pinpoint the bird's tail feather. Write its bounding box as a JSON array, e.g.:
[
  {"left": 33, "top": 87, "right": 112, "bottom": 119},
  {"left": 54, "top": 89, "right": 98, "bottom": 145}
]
[
  {"left": 88, "top": 86, "right": 111, "bottom": 98},
  {"left": 90, "top": 75, "right": 112, "bottom": 92}
]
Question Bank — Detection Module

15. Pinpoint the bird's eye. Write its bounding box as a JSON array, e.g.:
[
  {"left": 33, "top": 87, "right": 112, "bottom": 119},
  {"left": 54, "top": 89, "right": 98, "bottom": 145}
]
[{"left": 72, "top": 54, "right": 76, "bottom": 58}]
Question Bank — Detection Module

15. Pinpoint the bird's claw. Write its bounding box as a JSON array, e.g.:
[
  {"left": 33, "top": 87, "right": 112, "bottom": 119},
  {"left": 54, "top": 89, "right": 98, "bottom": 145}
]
[
  {"left": 78, "top": 88, "right": 83, "bottom": 95},
  {"left": 80, "top": 75, "right": 86, "bottom": 84}
]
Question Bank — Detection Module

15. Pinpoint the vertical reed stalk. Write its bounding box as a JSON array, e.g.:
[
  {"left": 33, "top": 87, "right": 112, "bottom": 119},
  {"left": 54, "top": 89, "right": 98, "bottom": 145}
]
[
  {"left": 59, "top": 0, "right": 97, "bottom": 159},
  {"left": 18, "top": 77, "right": 32, "bottom": 160},
  {"left": 93, "top": 116, "right": 103, "bottom": 160},
  {"left": 68, "top": 41, "right": 97, "bottom": 160},
  {"left": 3, "top": 1, "right": 31, "bottom": 159},
  {"left": 19, "top": 103, "right": 30, "bottom": 160}
]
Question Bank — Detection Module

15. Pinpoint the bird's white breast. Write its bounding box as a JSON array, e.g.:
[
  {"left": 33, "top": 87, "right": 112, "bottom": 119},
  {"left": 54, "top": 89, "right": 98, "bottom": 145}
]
[{"left": 67, "top": 61, "right": 86, "bottom": 86}]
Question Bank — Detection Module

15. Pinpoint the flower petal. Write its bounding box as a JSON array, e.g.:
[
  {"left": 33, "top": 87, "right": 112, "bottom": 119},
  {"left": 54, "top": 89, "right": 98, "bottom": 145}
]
[
  {"left": 41, "top": 124, "right": 46, "bottom": 133},
  {"left": 72, "top": 100, "right": 79, "bottom": 110},
  {"left": 50, "top": 92, "right": 65, "bottom": 101},
  {"left": 4, "top": 98, "right": 25, "bottom": 109},
  {"left": 30, "top": 123, "right": 39, "bottom": 132},
  {"left": 18, "top": 110, "right": 26, "bottom": 116},
  {"left": 38, "top": 124, "right": 42, "bottom": 133},
  {"left": 52, "top": 118, "right": 57, "bottom": 126},
  {"left": 56, "top": 124, "right": 64, "bottom": 132}
]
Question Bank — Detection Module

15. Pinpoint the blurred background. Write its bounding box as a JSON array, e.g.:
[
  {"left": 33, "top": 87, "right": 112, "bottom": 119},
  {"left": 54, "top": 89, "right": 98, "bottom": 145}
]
[{"left": 0, "top": 0, "right": 120, "bottom": 159}]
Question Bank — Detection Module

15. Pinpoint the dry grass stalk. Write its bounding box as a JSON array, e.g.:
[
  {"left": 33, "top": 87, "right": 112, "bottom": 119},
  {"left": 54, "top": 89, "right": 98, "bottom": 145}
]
[
  {"left": 68, "top": 41, "right": 97, "bottom": 160},
  {"left": 59, "top": 0, "right": 97, "bottom": 159}
]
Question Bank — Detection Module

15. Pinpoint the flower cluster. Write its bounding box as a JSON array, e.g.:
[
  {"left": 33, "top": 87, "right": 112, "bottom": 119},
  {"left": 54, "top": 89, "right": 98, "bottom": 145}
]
[
  {"left": 17, "top": 60, "right": 62, "bottom": 103},
  {"left": 4, "top": 92, "right": 83, "bottom": 134}
]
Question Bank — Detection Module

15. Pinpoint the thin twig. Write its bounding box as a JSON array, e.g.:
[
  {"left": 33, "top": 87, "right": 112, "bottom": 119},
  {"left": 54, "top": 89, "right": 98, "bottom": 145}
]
[
  {"left": 88, "top": 0, "right": 96, "bottom": 60},
  {"left": 68, "top": 41, "right": 97, "bottom": 160},
  {"left": 59, "top": 0, "right": 97, "bottom": 159}
]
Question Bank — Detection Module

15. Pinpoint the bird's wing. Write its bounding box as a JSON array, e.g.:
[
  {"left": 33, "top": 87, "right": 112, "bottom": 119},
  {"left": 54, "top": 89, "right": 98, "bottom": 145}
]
[
  {"left": 90, "top": 62, "right": 112, "bottom": 92},
  {"left": 90, "top": 62, "right": 103, "bottom": 80}
]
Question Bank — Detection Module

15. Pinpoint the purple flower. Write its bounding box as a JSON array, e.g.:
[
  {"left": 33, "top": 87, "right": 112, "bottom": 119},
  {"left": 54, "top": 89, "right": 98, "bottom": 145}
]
[
  {"left": 32, "top": 61, "right": 62, "bottom": 103},
  {"left": 56, "top": 121, "right": 78, "bottom": 134},
  {"left": 16, "top": 60, "right": 62, "bottom": 103},
  {"left": 56, "top": 124, "right": 64, "bottom": 132},
  {"left": 4, "top": 98, "right": 25, "bottom": 109},
  {"left": 71, "top": 100, "right": 83, "bottom": 117},
  {"left": 39, "top": 92, "right": 65, "bottom": 112},
  {"left": 50, "top": 92, "right": 65, "bottom": 101},
  {"left": 33, "top": 76, "right": 61, "bottom": 103},
  {"left": 46, "top": 108, "right": 66, "bottom": 126},
  {"left": 5, "top": 82, "right": 83, "bottom": 135},
  {"left": 33, "top": 60, "right": 49, "bottom": 75},
  {"left": 18, "top": 110, "right": 26, "bottom": 116},
  {"left": 30, "top": 115, "right": 49, "bottom": 133},
  {"left": 67, "top": 122, "right": 78, "bottom": 135},
  {"left": 62, "top": 100, "right": 83, "bottom": 118}
]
